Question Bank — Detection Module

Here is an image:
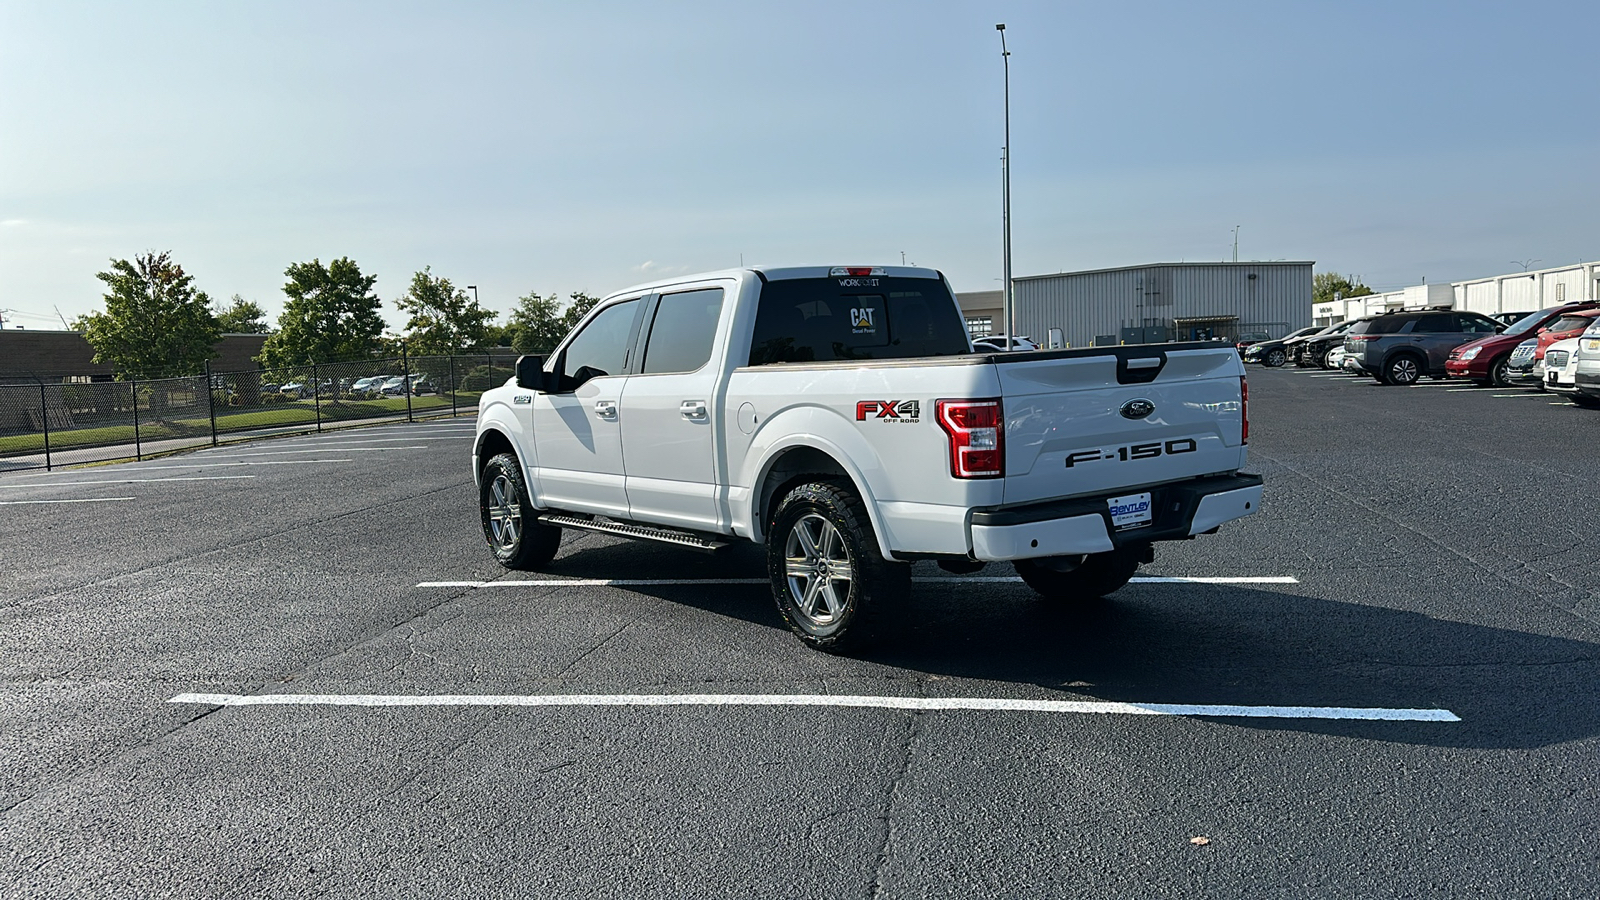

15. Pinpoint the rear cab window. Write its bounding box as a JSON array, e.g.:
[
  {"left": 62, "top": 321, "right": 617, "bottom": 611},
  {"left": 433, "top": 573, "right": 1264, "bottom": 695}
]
[{"left": 747, "top": 271, "right": 971, "bottom": 366}]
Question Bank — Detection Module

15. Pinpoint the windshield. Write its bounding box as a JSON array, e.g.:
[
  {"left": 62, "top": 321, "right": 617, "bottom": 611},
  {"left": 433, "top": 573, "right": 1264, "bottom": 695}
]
[
  {"left": 1546, "top": 314, "right": 1598, "bottom": 334},
  {"left": 1505, "top": 306, "right": 1577, "bottom": 337}
]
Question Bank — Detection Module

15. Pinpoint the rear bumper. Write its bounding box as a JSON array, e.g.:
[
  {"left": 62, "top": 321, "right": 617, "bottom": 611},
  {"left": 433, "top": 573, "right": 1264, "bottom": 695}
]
[{"left": 967, "top": 473, "right": 1264, "bottom": 562}]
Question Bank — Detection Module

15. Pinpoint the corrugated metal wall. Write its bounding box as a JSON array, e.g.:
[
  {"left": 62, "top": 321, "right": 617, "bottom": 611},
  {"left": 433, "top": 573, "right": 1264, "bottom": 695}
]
[{"left": 1012, "top": 263, "right": 1312, "bottom": 348}]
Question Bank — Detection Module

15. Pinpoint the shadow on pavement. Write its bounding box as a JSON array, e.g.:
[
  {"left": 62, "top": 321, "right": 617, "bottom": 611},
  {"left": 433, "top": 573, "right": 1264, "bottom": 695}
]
[{"left": 540, "top": 538, "right": 1600, "bottom": 752}]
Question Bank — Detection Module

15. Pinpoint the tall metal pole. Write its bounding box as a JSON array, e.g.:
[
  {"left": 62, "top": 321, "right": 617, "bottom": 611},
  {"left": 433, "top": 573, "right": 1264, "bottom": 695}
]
[{"left": 997, "top": 24, "right": 1014, "bottom": 342}]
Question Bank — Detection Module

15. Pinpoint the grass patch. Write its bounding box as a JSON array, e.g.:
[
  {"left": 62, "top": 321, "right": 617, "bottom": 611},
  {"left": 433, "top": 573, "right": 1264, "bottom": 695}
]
[{"left": 0, "top": 394, "right": 474, "bottom": 456}]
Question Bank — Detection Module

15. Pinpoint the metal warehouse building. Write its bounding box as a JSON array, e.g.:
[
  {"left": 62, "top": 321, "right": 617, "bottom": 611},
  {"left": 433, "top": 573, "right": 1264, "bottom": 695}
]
[{"left": 1006, "top": 261, "right": 1313, "bottom": 349}]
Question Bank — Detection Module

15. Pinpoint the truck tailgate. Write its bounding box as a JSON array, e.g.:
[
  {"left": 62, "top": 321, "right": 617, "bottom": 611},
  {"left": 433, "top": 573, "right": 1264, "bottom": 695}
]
[{"left": 996, "top": 346, "right": 1246, "bottom": 506}]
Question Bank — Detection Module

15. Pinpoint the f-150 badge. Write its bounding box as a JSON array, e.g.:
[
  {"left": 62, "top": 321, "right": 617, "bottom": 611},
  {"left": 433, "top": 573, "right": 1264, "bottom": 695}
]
[{"left": 856, "top": 399, "right": 920, "bottom": 423}]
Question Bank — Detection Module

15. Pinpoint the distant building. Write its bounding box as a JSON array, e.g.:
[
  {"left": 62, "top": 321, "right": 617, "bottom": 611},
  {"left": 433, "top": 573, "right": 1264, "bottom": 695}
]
[
  {"left": 1314, "top": 259, "right": 1600, "bottom": 325},
  {"left": 963, "top": 261, "right": 1313, "bottom": 349},
  {"left": 0, "top": 330, "right": 269, "bottom": 383}
]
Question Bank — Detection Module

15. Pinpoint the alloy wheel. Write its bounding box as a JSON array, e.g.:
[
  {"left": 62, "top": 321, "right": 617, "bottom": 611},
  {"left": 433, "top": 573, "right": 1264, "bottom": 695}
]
[
  {"left": 783, "top": 513, "right": 854, "bottom": 627},
  {"left": 487, "top": 473, "right": 522, "bottom": 549}
]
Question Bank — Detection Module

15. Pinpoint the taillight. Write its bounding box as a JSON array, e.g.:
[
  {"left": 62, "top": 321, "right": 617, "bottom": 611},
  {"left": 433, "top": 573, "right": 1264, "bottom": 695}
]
[
  {"left": 1240, "top": 376, "right": 1249, "bottom": 445},
  {"left": 936, "top": 399, "right": 1003, "bottom": 479},
  {"left": 1347, "top": 335, "right": 1378, "bottom": 342}
]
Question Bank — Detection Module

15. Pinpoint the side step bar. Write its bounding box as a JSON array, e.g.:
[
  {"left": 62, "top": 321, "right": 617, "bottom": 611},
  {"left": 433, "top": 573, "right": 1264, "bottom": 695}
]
[{"left": 535, "top": 513, "right": 729, "bottom": 554}]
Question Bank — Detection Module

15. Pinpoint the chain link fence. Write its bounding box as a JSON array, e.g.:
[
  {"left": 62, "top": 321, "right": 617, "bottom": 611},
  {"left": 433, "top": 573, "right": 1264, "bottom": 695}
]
[{"left": 0, "top": 350, "right": 524, "bottom": 474}]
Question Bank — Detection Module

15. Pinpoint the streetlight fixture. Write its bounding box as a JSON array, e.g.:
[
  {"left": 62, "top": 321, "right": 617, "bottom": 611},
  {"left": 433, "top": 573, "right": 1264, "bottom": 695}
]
[
  {"left": 997, "top": 23, "right": 1014, "bottom": 342},
  {"left": 1510, "top": 259, "right": 1540, "bottom": 272},
  {"left": 466, "top": 285, "right": 480, "bottom": 306}
]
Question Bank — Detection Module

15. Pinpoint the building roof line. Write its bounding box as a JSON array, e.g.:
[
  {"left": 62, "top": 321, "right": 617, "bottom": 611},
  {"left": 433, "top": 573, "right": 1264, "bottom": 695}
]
[{"left": 1013, "top": 261, "right": 1315, "bottom": 282}]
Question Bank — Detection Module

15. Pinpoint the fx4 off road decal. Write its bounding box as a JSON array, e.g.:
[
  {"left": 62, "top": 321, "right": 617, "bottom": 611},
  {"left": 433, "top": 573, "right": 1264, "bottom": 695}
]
[{"left": 856, "top": 400, "right": 921, "bottom": 423}]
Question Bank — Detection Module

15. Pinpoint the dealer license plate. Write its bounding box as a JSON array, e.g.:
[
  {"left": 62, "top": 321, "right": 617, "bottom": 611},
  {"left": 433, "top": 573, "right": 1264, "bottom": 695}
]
[{"left": 1107, "top": 492, "right": 1153, "bottom": 530}]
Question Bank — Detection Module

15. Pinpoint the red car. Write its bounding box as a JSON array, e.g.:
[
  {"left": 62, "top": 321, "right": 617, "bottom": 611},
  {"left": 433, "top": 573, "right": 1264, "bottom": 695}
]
[{"left": 1445, "top": 302, "right": 1598, "bottom": 386}]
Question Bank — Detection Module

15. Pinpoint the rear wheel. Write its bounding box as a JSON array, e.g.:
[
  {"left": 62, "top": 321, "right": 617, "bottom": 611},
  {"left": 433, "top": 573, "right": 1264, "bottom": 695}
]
[
  {"left": 767, "top": 480, "right": 910, "bottom": 652},
  {"left": 1014, "top": 548, "right": 1141, "bottom": 602},
  {"left": 480, "top": 453, "right": 562, "bottom": 570},
  {"left": 1382, "top": 354, "right": 1422, "bottom": 386}
]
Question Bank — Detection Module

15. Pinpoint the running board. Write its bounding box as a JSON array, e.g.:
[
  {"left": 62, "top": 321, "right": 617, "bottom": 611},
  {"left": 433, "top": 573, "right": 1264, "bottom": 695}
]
[{"left": 535, "top": 513, "right": 729, "bottom": 554}]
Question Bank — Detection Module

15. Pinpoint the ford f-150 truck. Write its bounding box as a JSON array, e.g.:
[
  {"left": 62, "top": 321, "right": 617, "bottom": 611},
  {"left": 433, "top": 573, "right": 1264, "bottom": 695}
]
[{"left": 473, "top": 266, "right": 1261, "bottom": 650}]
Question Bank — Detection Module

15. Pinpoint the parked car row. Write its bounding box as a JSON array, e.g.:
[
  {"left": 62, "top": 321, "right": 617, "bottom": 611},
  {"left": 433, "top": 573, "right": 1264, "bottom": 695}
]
[{"left": 1239, "top": 301, "right": 1600, "bottom": 407}]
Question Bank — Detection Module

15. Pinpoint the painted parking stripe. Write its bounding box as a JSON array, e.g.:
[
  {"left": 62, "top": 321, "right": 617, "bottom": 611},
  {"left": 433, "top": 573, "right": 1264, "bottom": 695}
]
[
  {"left": 416, "top": 575, "right": 1299, "bottom": 588},
  {"left": 0, "top": 475, "right": 257, "bottom": 489},
  {"left": 167, "top": 691, "right": 1457, "bottom": 722},
  {"left": 203, "top": 446, "right": 428, "bottom": 457},
  {"left": 0, "top": 497, "right": 135, "bottom": 505},
  {"left": 89, "top": 460, "right": 353, "bottom": 470},
  {"left": 1491, "top": 393, "right": 1545, "bottom": 398}
]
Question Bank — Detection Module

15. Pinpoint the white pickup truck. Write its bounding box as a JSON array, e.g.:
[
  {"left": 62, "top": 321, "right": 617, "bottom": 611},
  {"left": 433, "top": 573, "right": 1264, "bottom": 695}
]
[{"left": 473, "top": 266, "right": 1261, "bottom": 650}]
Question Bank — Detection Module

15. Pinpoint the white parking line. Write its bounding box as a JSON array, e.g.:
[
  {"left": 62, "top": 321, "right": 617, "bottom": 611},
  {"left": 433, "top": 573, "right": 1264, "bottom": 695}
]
[
  {"left": 92, "top": 460, "right": 353, "bottom": 470},
  {"left": 167, "top": 691, "right": 1458, "bottom": 722},
  {"left": 416, "top": 575, "right": 1299, "bottom": 588},
  {"left": 201, "top": 446, "right": 428, "bottom": 457},
  {"left": 0, "top": 476, "right": 257, "bottom": 488},
  {"left": 1491, "top": 393, "right": 1544, "bottom": 398},
  {"left": 0, "top": 497, "right": 134, "bottom": 505}
]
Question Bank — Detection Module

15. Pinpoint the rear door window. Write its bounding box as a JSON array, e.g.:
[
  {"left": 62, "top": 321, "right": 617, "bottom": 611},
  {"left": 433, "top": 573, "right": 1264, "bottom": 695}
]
[
  {"left": 747, "top": 275, "right": 970, "bottom": 365},
  {"left": 639, "top": 288, "right": 725, "bottom": 375},
  {"left": 1348, "top": 317, "right": 1408, "bottom": 335},
  {"left": 1411, "top": 314, "right": 1455, "bottom": 334}
]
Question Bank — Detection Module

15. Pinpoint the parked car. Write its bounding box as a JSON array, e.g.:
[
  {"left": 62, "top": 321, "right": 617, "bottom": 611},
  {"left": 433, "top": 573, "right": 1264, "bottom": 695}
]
[
  {"left": 1493, "top": 311, "right": 1535, "bottom": 327},
  {"left": 1573, "top": 319, "right": 1600, "bottom": 408},
  {"left": 1505, "top": 338, "right": 1540, "bottom": 384},
  {"left": 1293, "top": 320, "right": 1360, "bottom": 368},
  {"left": 1343, "top": 308, "right": 1503, "bottom": 385},
  {"left": 1324, "top": 344, "right": 1352, "bottom": 371},
  {"left": 1543, "top": 337, "right": 1584, "bottom": 400},
  {"left": 1234, "top": 331, "right": 1272, "bottom": 354},
  {"left": 971, "top": 334, "right": 1039, "bottom": 352},
  {"left": 1241, "top": 326, "right": 1322, "bottom": 367},
  {"left": 1444, "top": 302, "right": 1598, "bottom": 387},
  {"left": 280, "top": 381, "right": 307, "bottom": 398},
  {"left": 351, "top": 375, "right": 387, "bottom": 393}
]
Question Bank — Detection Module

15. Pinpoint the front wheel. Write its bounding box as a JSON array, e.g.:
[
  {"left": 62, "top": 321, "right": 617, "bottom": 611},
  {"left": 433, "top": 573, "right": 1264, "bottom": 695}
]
[
  {"left": 767, "top": 480, "right": 909, "bottom": 652},
  {"left": 1264, "top": 348, "right": 1286, "bottom": 367},
  {"left": 1014, "top": 548, "right": 1141, "bottom": 601},
  {"left": 1489, "top": 355, "right": 1512, "bottom": 388},
  {"left": 480, "top": 453, "right": 562, "bottom": 570}
]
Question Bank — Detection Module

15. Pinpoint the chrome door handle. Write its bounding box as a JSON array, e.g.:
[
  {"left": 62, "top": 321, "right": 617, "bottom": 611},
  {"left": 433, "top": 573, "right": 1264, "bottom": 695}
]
[
  {"left": 680, "top": 400, "right": 708, "bottom": 421},
  {"left": 594, "top": 400, "right": 618, "bottom": 420}
]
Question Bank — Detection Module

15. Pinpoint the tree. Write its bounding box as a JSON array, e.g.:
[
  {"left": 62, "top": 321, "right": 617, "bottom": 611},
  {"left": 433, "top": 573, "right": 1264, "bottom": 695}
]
[
  {"left": 214, "top": 294, "right": 271, "bottom": 334},
  {"left": 1314, "top": 272, "right": 1375, "bottom": 305},
  {"left": 76, "top": 251, "right": 221, "bottom": 379},
  {"left": 504, "top": 290, "right": 599, "bottom": 353},
  {"left": 394, "top": 267, "right": 496, "bottom": 355},
  {"left": 259, "top": 257, "right": 385, "bottom": 367}
]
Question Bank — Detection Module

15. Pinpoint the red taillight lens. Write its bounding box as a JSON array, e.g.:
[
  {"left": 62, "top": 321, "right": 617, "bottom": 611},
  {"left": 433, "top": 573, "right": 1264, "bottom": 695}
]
[
  {"left": 936, "top": 399, "right": 1004, "bottom": 479},
  {"left": 1240, "top": 376, "right": 1249, "bottom": 445}
]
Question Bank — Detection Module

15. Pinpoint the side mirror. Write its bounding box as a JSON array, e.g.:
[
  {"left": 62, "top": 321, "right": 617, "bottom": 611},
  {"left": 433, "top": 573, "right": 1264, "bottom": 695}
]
[{"left": 515, "top": 355, "right": 548, "bottom": 391}]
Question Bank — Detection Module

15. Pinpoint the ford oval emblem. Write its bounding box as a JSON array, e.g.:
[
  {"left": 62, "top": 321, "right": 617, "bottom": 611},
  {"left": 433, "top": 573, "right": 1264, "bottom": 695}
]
[{"left": 1120, "top": 398, "right": 1156, "bottom": 420}]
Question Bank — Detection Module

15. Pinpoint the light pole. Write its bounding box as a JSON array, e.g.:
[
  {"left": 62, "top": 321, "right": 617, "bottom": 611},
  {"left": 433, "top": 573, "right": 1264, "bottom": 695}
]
[
  {"left": 1232, "top": 225, "right": 1240, "bottom": 263},
  {"left": 997, "top": 23, "right": 1014, "bottom": 342},
  {"left": 466, "top": 284, "right": 480, "bottom": 306},
  {"left": 1510, "top": 259, "right": 1540, "bottom": 272}
]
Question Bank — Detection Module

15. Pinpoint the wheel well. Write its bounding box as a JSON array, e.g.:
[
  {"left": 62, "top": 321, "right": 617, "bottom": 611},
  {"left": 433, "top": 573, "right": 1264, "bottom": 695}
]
[
  {"left": 757, "top": 446, "right": 854, "bottom": 540},
  {"left": 476, "top": 428, "right": 516, "bottom": 477}
]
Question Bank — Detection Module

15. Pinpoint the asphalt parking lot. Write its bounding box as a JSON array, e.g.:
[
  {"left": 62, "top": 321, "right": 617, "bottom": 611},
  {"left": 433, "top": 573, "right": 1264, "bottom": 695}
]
[{"left": 2, "top": 369, "right": 1597, "bottom": 899}]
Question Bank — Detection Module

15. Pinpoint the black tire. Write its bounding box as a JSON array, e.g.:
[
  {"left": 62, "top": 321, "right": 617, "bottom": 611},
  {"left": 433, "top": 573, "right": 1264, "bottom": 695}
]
[
  {"left": 767, "top": 480, "right": 910, "bottom": 652},
  {"left": 1381, "top": 354, "right": 1422, "bottom": 386},
  {"left": 480, "top": 453, "right": 561, "bottom": 570},
  {"left": 1014, "top": 548, "right": 1141, "bottom": 601},
  {"left": 1489, "top": 355, "right": 1512, "bottom": 388},
  {"left": 1264, "top": 348, "right": 1286, "bottom": 367}
]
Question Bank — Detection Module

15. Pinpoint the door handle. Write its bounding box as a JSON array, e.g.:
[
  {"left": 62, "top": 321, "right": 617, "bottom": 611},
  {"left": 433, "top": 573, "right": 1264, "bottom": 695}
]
[
  {"left": 594, "top": 400, "right": 618, "bottom": 420},
  {"left": 680, "top": 400, "right": 708, "bottom": 421}
]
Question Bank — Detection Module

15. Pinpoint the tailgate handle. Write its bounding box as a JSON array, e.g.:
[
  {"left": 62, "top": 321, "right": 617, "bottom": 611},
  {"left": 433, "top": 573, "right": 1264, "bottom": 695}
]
[{"left": 1116, "top": 350, "right": 1168, "bottom": 384}]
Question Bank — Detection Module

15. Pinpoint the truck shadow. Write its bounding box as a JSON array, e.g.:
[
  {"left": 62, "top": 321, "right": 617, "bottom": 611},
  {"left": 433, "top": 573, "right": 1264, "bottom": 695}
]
[{"left": 540, "top": 539, "right": 1600, "bottom": 752}]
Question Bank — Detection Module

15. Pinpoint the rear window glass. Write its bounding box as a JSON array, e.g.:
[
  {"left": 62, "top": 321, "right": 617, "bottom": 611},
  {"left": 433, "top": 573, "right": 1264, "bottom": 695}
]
[
  {"left": 1347, "top": 317, "right": 1407, "bottom": 335},
  {"left": 747, "top": 276, "right": 970, "bottom": 366},
  {"left": 1546, "top": 315, "right": 1597, "bottom": 333},
  {"left": 640, "top": 288, "right": 724, "bottom": 374}
]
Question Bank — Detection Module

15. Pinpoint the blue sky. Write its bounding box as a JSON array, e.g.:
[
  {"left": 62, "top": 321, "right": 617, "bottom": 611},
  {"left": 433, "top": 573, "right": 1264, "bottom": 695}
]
[{"left": 2, "top": 0, "right": 1596, "bottom": 331}]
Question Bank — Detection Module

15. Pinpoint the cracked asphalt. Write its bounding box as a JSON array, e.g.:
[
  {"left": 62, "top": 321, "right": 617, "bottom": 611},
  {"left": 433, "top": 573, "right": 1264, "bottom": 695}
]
[{"left": 1, "top": 369, "right": 1597, "bottom": 898}]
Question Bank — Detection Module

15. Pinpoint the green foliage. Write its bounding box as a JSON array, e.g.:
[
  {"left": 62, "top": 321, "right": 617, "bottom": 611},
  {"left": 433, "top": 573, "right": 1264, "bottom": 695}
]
[
  {"left": 259, "top": 257, "right": 385, "bottom": 368},
  {"left": 215, "top": 294, "right": 272, "bottom": 334},
  {"left": 505, "top": 290, "right": 601, "bottom": 354},
  {"left": 1314, "top": 272, "right": 1375, "bottom": 305},
  {"left": 77, "top": 251, "right": 221, "bottom": 379},
  {"left": 394, "top": 267, "right": 497, "bottom": 355}
]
